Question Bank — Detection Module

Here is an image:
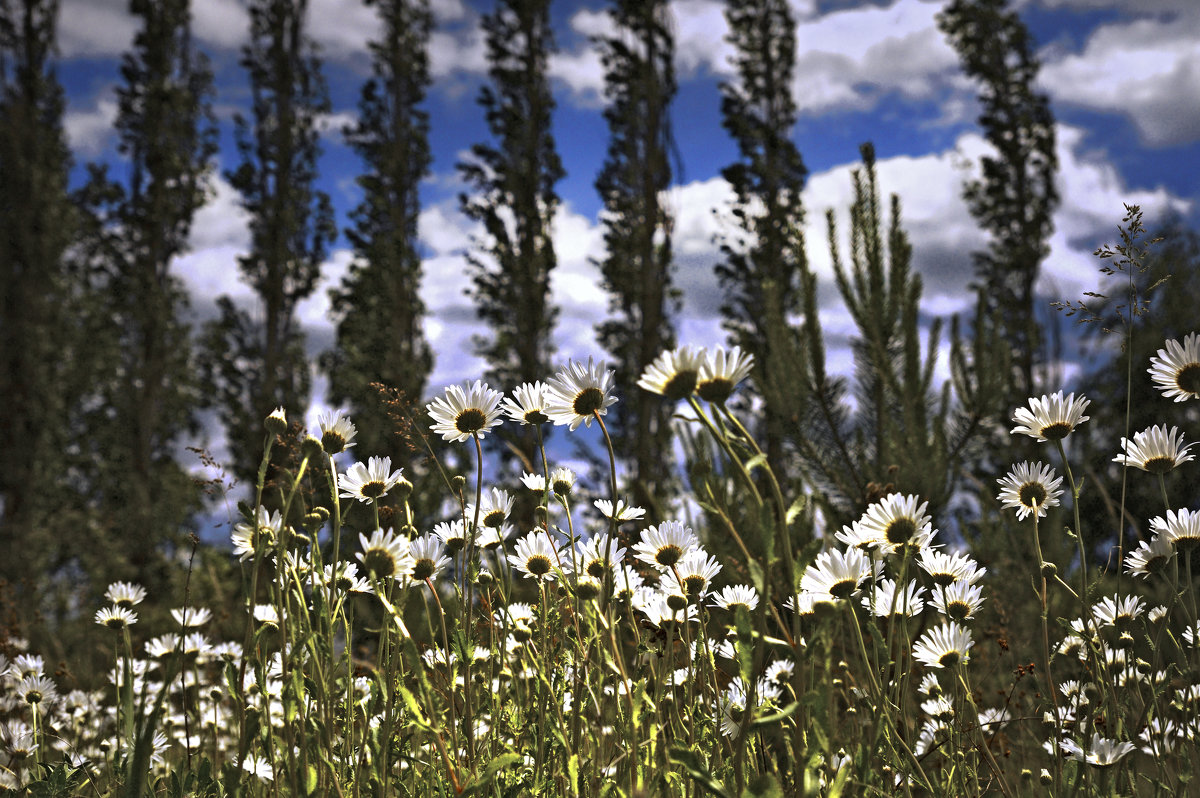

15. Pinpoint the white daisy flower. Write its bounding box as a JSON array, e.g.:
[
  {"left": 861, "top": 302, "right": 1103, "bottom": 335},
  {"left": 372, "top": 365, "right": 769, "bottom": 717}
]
[
  {"left": 1148, "top": 332, "right": 1200, "bottom": 402},
  {"left": 863, "top": 579, "right": 926, "bottom": 617},
  {"left": 996, "top": 461, "right": 1063, "bottom": 520},
  {"left": 468, "top": 487, "right": 514, "bottom": 529},
  {"left": 930, "top": 581, "right": 985, "bottom": 622},
  {"left": 595, "top": 497, "right": 646, "bottom": 522},
  {"left": 502, "top": 381, "right": 551, "bottom": 425},
  {"left": 409, "top": 534, "right": 451, "bottom": 581},
  {"left": 709, "top": 584, "right": 760, "bottom": 612},
  {"left": 1124, "top": 534, "right": 1174, "bottom": 579},
  {"left": 912, "top": 621, "right": 974, "bottom": 669},
  {"left": 171, "top": 607, "right": 211, "bottom": 628},
  {"left": 1114, "top": 424, "right": 1195, "bottom": 474},
  {"left": 799, "top": 548, "right": 872, "bottom": 600},
  {"left": 1011, "top": 391, "right": 1090, "bottom": 441},
  {"left": 95, "top": 606, "right": 137, "bottom": 630},
  {"left": 508, "top": 531, "right": 561, "bottom": 581},
  {"left": 670, "top": 549, "right": 722, "bottom": 599},
  {"left": 427, "top": 380, "right": 504, "bottom": 442},
  {"left": 339, "top": 456, "right": 405, "bottom": 503},
  {"left": 841, "top": 493, "right": 935, "bottom": 556},
  {"left": 105, "top": 581, "right": 147, "bottom": 608},
  {"left": 1150, "top": 508, "right": 1200, "bottom": 553},
  {"left": 433, "top": 519, "right": 470, "bottom": 551},
  {"left": 918, "top": 549, "right": 985, "bottom": 587},
  {"left": 356, "top": 528, "right": 414, "bottom": 581},
  {"left": 1092, "top": 594, "right": 1145, "bottom": 629},
  {"left": 231, "top": 506, "right": 284, "bottom": 560},
  {"left": 317, "top": 409, "right": 357, "bottom": 454},
  {"left": 1059, "top": 733, "right": 1136, "bottom": 767},
  {"left": 632, "top": 520, "right": 699, "bottom": 570},
  {"left": 545, "top": 357, "right": 618, "bottom": 430},
  {"left": 696, "top": 346, "right": 755, "bottom": 404},
  {"left": 637, "top": 345, "right": 704, "bottom": 400},
  {"left": 575, "top": 533, "right": 626, "bottom": 579}
]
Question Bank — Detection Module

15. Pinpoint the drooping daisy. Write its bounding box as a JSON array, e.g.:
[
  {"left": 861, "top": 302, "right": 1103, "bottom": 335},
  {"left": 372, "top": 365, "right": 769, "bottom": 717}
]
[
  {"left": 845, "top": 493, "right": 935, "bottom": 556},
  {"left": 930, "top": 581, "right": 985, "bottom": 622},
  {"left": 1150, "top": 508, "right": 1200, "bottom": 553},
  {"left": 918, "top": 549, "right": 985, "bottom": 587},
  {"left": 508, "top": 531, "right": 561, "bottom": 581},
  {"left": 1149, "top": 332, "right": 1200, "bottom": 402},
  {"left": 433, "top": 518, "right": 470, "bottom": 552},
  {"left": 709, "top": 584, "right": 760, "bottom": 612},
  {"left": 1124, "top": 534, "right": 1174, "bottom": 578},
  {"left": 800, "top": 548, "right": 873, "bottom": 600},
  {"left": 912, "top": 621, "right": 974, "bottom": 669},
  {"left": 231, "top": 506, "right": 284, "bottom": 560},
  {"left": 356, "top": 528, "right": 414, "bottom": 581},
  {"left": 317, "top": 409, "right": 357, "bottom": 454},
  {"left": 1059, "top": 733, "right": 1136, "bottom": 767},
  {"left": 1114, "top": 424, "right": 1195, "bottom": 474},
  {"left": 595, "top": 498, "right": 646, "bottom": 522},
  {"left": 863, "top": 579, "right": 926, "bottom": 617},
  {"left": 696, "top": 346, "right": 755, "bottom": 404},
  {"left": 468, "top": 487, "right": 514, "bottom": 529},
  {"left": 171, "top": 607, "right": 211, "bottom": 628},
  {"left": 95, "top": 606, "right": 138, "bottom": 630},
  {"left": 545, "top": 357, "right": 618, "bottom": 430},
  {"left": 633, "top": 520, "right": 700, "bottom": 570},
  {"left": 503, "top": 381, "right": 551, "bottom": 425},
  {"left": 427, "top": 380, "right": 505, "bottom": 442},
  {"left": 996, "top": 461, "right": 1063, "bottom": 520},
  {"left": 105, "top": 581, "right": 147, "bottom": 608},
  {"left": 1011, "top": 391, "right": 1090, "bottom": 441},
  {"left": 409, "top": 534, "right": 451, "bottom": 581},
  {"left": 575, "top": 533, "right": 626, "bottom": 579},
  {"left": 339, "top": 456, "right": 405, "bottom": 503},
  {"left": 637, "top": 345, "right": 704, "bottom": 400}
]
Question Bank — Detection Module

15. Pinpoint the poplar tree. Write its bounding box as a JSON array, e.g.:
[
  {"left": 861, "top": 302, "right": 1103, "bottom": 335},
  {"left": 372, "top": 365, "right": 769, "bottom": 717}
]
[
  {"left": 202, "top": 0, "right": 335, "bottom": 489},
  {"left": 326, "top": 0, "right": 433, "bottom": 462},
  {"left": 74, "top": 0, "right": 216, "bottom": 592},
  {"left": 594, "top": 0, "right": 677, "bottom": 518},
  {"left": 458, "top": 0, "right": 563, "bottom": 471},
  {"left": 938, "top": 0, "right": 1058, "bottom": 405},
  {"left": 0, "top": 0, "right": 78, "bottom": 589},
  {"left": 717, "top": 0, "right": 809, "bottom": 485}
]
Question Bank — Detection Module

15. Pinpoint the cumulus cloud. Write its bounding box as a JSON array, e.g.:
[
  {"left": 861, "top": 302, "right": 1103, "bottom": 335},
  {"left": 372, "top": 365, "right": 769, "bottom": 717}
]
[
  {"left": 64, "top": 96, "right": 119, "bottom": 157},
  {"left": 1038, "top": 5, "right": 1200, "bottom": 147}
]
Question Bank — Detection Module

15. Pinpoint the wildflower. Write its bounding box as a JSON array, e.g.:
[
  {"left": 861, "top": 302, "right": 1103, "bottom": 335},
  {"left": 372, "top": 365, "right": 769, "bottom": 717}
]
[
  {"left": 409, "top": 534, "right": 451, "bottom": 581},
  {"left": 171, "top": 607, "right": 211, "bottom": 627},
  {"left": 595, "top": 498, "right": 645, "bottom": 522},
  {"left": 576, "top": 533, "right": 626, "bottom": 579},
  {"left": 339, "top": 456, "right": 405, "bottom": 503},
  {"left": 696, "top": 346, "right": 754, "bottom": 404},
  {"left": 1059, "top": 733, "right": 1136, "bottom": 767},
  {"left": 502, "top": 381, "right": 551, "bottom": 425},
  {"left": 1124, "top": 534, "right": 1175, "bottom": 578},
  {"left": 1092, "top": 594, "right": 1145, "bottom": 630},
  {"left": 633, "top": 520, "right": 699, "bottom": 570},
  {"left": 243, "top": 754, "right": 275, "bottom": 782},
  {"left": 669, "top": 550, "right": 722, "bottom": 599},
  {"left": 930, "top": 581, "right": 985, "bottom": 622},
  {"left": 842, "top": 493, "right": 935, "bottom": 556},
  {"left": 433, "top": 519, "right": 470, "bottom": 551},
  {"left": 253, "top": 605, "right": 279, "bottom": 627},
  {"left": 1150, "top": 508, "right": 1200, "bottom": 553},
  {"left": 145, "top": 634, "right": 181, "bottom": 659},
  {"left": 912, "top": 621, "right": 974, "bottom": 669},
  {"left": 321, "top": 561, "right": 373, "bottom": 594},
  {"left": 232, "top": 506, "right": 284, "bottom": 560},
  {"left": 357, "top": 528, "right": 414, "bottom": 580},
  {"left": 265, "top": 406, "right": 287, "bottom": 434},
  {"left": 317, "top": 409, "right": 357, "bottom": 454},
  {"left": 105, "top": 581, "right": 146, "bottom": 608},
  {"left": 469, "top": 487, "right": 514, "bottom": 528},
  {"left": 1114, "top": 424, "right": 1195, "bottom": 474},
  {"left": 17, "top": 675, "right": 58, "bottom": 705},
  {"left": 634, "top": 587, "right": 697, "bottom": 627},
  {"left": 996, "top": 461, "right": 1063, "bottom": 520},
  {"left": 863, "top": 579, "right": 926, "bottom": 617},
  {"left": 95, "top": 606, "right": 137, "bottom": 630},
  {"left": 800, "top": 548, "right": 873, "bottom": 600},
  {"left": 921, "top": 695, "right": 955, "bottom": 722},
  {"left": 508, "top": 531, "right": 561, "bottom": 581},
  {"left": 1011, "top": 391, "right": 1090, "bottom": 441},
  {"left": 475, "top": 522, "right": 512, "bottom": 550},
  {"left": 545, "top": 357, "right": 618, "bottom": 430},
  {"left": 638, "top": 345, "right": 704, "bottom": 400},
  {"left": 613, "top": 565, "right": 644, "bottom": 601},
  {"left": 1149, "top": 332, "right": 1200, "bottom": 402},
  {"left": 918, "top": 549, "right": 985, "bottom": 587},
  {"left": 427, "top": 380, "right": 504, "bottom": 442},
  {"left": 764, "top": 659, "right": 794, "bottom": 685},
  {"left": 710, "top": 584, "right": 760, "bottom": 612}
]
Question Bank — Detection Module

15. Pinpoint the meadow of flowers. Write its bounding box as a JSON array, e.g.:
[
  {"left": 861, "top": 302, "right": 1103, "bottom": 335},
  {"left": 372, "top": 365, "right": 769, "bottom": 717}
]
[{"left": 5, "top": 329, "right": 1200, "bottom": 796}]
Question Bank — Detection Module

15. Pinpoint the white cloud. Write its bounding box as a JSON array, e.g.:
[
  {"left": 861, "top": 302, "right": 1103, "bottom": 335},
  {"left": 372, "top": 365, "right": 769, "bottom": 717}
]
[
  {"left": 1039, "top": 6, "right": 1200, "bottom": 146},
  {"left": 58, "top": 0, "right": 137, "bottom": 57},
  {"left": 64, "top": 97, "right": 119, "bottom": 157},
  {"left": 189, "top": 0, "right": 250, "bottom": 50}
]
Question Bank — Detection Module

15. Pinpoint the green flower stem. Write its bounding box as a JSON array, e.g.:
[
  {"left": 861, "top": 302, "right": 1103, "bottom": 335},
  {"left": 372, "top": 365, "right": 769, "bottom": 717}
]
[
  {"left": 1032, "top": 514, "right": 1064, "bottom": 792},
  {"left": 1054, "top": 438, "right": 1089, "bottom": 620},
  {"left": 956, "top": 667, "right": 1013, "bottom": 797}
]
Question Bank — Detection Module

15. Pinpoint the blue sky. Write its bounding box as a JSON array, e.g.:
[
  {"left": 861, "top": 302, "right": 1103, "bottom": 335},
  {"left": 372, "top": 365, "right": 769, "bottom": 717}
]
[{"left": 53, "top": 0, "right": 1200, "bottom": 441}]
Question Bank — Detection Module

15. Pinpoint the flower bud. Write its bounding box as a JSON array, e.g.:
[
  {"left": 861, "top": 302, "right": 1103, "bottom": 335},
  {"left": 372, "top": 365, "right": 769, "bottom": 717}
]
[{"left": 265, "top": 407, "right": 287, "bottom": 434}]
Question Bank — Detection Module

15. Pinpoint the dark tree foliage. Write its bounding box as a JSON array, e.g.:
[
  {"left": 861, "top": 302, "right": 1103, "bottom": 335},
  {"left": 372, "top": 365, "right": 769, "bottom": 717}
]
[
  {"left": 717, "top": 0, "right": 808, "bottom": 486},
  {"left": 458, "top": 0, "right": 562, "bottom": 414},
  {"left": 594, "top": 0, "right": 677, "bottom": 519},
  {"left": 326, "top": 0, "right": 433, "bottom": 461},
  {"left": 0, "top": 0, "right": 80, "bottom": 591},
  {"left": 72, "top": 0, "right": 217, "bottom": 597},
  {"left": 938, "top": 0, "right": 1059, "bottom": 407},
  {"left": 202, "top": 0, "right": 335, "bottom": 492}
]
